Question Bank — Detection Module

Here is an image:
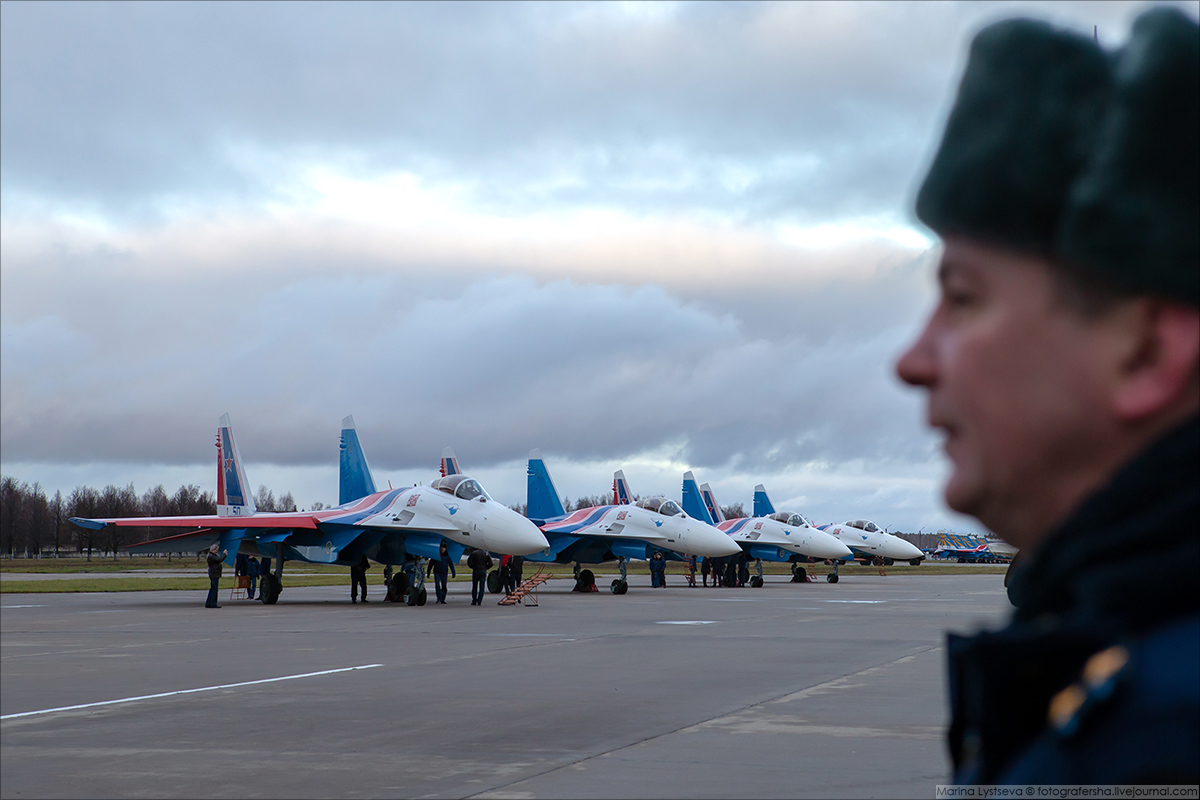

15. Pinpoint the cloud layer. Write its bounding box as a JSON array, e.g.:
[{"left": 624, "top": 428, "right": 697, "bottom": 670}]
[{"left": 4, "top": 1, "right": 1189, "bottom": 532}]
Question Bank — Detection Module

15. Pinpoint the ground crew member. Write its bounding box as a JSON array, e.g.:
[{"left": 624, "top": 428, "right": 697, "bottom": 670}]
[
  {"left": 896, "top": 8, "right": 1198, "bottom": 784},
  {"left": 467, "top": 547, "right": 493, "bottom": 606},
  {"left": 427, "top": 541, "right": 457, "bottom": 604},
  {"left": 350, "top": 554, "right": 369, "bottom": 603},
  {"left": 205, "top": 543, "right": 226, "bottom": 609}
]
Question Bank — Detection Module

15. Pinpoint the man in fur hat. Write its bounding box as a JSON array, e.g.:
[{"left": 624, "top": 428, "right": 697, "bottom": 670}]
[{"left": 896, "top": 7, "right": 1198, "bottom": 784}]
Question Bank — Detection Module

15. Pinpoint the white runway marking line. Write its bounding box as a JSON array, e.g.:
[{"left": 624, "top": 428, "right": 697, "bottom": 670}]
[
  {"left": 1, "top": 604, "right": 45, "bottom": 609},
  {"left": 657, "top": 620, "right": 717, "bottom": 625},
  {"left": 0, "top": 664, "right": 384, "bottom": 721}
]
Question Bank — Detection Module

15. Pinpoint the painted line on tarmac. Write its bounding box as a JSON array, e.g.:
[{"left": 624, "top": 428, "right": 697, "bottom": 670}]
[
  {"left": 657, "top": 620, "right": 717, "bottom": 625},
  {"left": 1, "top": 604, "right": 45, "bottom": 609},
  {"left": 0, "top": 663, "right": 384, "bottom": 721},
  {"left": 823, "top": 600, "right": 886, "bottom": 604}
]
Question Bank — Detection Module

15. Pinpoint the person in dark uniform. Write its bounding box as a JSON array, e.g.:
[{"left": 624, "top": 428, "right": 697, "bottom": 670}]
[
  {"left": 246, "top": 556, "right": 260, "bottom": 600},
  {"left": 427, "top": 541, "right": 457, "bottom": 604},
  {"left": 499, "top": 554, "right": 514, "bottom": 595},
  {"left": 701, "top": 556, "right": 711, "bottom": 587},
  {"left": 509, "top": 554, "right": 523, "bottom": 589},
  {"left": 350, "top": 554, "right": 370, "bottom": 603},
  {"left": 205, "top": 543, "right": 227, "bottom": 608},
  {"left": 466, "top": 548, "right": 493, "bottom": 606},
  {"left": 896, "top": 8, "right": 1199, "bottom": 785}
]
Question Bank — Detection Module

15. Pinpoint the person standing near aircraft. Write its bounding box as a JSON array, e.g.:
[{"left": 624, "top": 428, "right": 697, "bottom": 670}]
[
  {"left": 467, "top": 548, "right": 493, "bottom": 606},
  {"left": 896, "top": 8, "right": 1198, "bottom": 784},
  {"left": 350, "top": 554, "right": 370, "bottom": 603},
  {"left": 247, "top": 556, "right": 260, "bottom": 600},
  {"left": 509, "top": 554, "right": 523, "bottom": 590},
  {"left": 701, "top": 556, "right": 711, "bottom": 587},
  {"left": 427, "top": 541, "right": 456, "bottom": 604},
  {"left": 205, "top": 543, "right": 226, "bottom": 609},
  {"left": 499, "top": 554, "right": 514, "bottom": 595}
]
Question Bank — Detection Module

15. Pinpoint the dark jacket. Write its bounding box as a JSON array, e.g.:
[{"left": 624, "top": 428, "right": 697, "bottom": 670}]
[
  {"left": 466, "top": 550, "right": 493, "bottom": 573},
  {"left": 948, "top": 416, "right": 1199, "bottom": 785},
  {"left": 206, "top": 550, "right": 224, "bottom": 580},
  {"left": 428, "top": 551, "right": 457, "bottom": 578}
]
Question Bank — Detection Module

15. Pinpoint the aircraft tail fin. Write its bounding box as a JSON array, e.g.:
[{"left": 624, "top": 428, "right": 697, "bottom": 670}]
[
  {"left": 216, "top": 413, "right": 256, "bottom": 517},
  {"left": 527, "top": 449, "right": 566, "bottom": 520},
  {"left": 699, "top": 482, "right": 725, "bottom": 523},
  {"left": 613, "top": 470, "right": 633, "bottom": 505},
  {"left": 339, "top": 415, "right": 378, "bottom": 505},
  {"left": 681, "top": 471, "right": 713, "bottom": 523},
  {"left": 753, "top": 484, "right": 776, "bottom": 517},
  {"left": 441, "top": 447, "right": 461, "bottom": 477}
]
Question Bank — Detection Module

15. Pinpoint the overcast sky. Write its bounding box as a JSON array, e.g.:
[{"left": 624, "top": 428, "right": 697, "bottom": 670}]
[{"left": 3, "top": 1, "right": 1191, "bottom": 532}]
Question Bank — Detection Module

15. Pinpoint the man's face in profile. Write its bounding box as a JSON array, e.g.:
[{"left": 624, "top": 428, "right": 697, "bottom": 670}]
[{"left": 895, "top": 238, "right": 1119, "bottom": 548}]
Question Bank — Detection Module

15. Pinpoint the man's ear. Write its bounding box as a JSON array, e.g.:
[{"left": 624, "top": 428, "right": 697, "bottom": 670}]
[{"left": 1112, "top": 300, "right": 1200, "bottom": 422}]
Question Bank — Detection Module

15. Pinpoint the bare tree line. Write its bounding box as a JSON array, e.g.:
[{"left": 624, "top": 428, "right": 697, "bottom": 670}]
[{"left": 0, "top": 476, "right": 300, "bottom": 560}]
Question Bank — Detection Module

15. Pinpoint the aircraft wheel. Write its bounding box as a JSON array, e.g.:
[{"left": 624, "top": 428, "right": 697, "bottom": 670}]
[
  {"left": 827, "top": 573, "right": 839, "bottom": 584},
  {"left": 751, "top": 576, "right": 764, "bottom": 588},
  {"left": 909, "top": 558, "right": 922, "bottom": 567},
  {"left": 884, "top": 557, "right": 894, "bottom": 567},
  {"left": 416, "top": 587, "right": 428, "bottom": 606},
  {"left": 261, "top": 575, "right": 280, "bottom": 604},
  {"left": 616, "top": 580, "right": 628, "bottom": 595},
  {"left": 610, "top": 579, "right": 621, "bottom": 594},
  {"left": 390, "top": 573, "right": 410, "bottom": 602},
  {"left": 487, "top": 570, "right": 501, "bottom": 593},
  {"left": 793, "top": 567, "right": 807, "bottom": 583}
]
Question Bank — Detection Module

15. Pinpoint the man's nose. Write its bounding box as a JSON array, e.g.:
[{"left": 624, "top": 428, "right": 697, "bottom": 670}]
[{"left": 896, "top": 322, "right": 937, "bottom": 388}]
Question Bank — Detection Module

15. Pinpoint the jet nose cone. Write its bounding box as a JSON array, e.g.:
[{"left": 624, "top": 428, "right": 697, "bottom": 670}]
[
  {"left": 517, "top": 516, "right": 551, "bottom": 555},
  {"left": 493, "top": 510, "right": 550, "bottom": 555},
  {"left": 704, "top": 528, "right": 742, "bottom": 557},
  {"left": 811, "top": 535, "right": 853, "bottom": 560},
  {"left": 899, "top": 540, "right": 924, "bottom": 560}
]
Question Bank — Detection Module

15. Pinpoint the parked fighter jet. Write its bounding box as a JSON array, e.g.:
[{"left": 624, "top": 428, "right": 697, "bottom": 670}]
[
  {"left": 523, "top": 451, "right": 741, "bottom": 593},
  {"left": 811, "top": 511, "right": 925, "bottom": 567},
  {"left": 680, "top": 473, "right": 851, "bottom": 585},
  {"left": 70, "top": 414, "right": 548, "bottom": 604}
]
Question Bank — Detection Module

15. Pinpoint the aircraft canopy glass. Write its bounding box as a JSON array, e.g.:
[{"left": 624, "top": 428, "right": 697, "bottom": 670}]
[
  {"left": 430, "top": 474, "right": 493, "bottom": 502},
  {"left": 635, "top": 497, "right": 684, "bottom": 517},
  {"left": 848, "top": 519, "right": 880, "bottom": 533},
  {"left": 770, "top": 511, "right": 811, "bottom": 528}
]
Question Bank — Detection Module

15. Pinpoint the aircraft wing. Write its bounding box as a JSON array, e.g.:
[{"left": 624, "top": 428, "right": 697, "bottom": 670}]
[{"left": 70, "top": 513, "right": 318, "bottom": 531}]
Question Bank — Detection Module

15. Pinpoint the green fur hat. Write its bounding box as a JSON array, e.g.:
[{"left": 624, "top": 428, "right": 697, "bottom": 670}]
[{"left": 916, "top": 8, "right": 1199, "bottom": 305}]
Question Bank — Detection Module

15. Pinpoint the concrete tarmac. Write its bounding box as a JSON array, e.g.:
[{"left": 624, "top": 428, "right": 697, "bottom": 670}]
[{"left": 1, "top": 574, "right": 1010, "bottom": 799}]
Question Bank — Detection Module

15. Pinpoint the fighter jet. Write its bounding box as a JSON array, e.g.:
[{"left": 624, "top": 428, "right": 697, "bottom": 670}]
[
  {"left": 70, "top": 414, "right": 548, "bottom": 604},
  {"left": 680, "top": 473, "right": 851, "bottom": 585},
  {"left": 814, "top": 515, "right": 925, "bottom": 567},
  {"left": 523, "top": 450, "right": 741, "bottom": 593}
]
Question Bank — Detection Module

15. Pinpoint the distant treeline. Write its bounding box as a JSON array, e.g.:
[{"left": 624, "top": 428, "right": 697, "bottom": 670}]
[{"left": 0, "top": 476, "right": 303, "bottom": 559}]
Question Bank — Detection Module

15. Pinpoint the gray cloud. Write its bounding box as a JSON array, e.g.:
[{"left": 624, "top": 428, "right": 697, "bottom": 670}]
[{"left": 6, "top": 2, "right": 1180, "bottom": 225}]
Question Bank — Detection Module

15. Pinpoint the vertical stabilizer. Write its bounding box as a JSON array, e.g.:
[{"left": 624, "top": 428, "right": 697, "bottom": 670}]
[
  {"left": 699, "top": 482, "right": 725, "bottom": 523},
  {"left": 441, "top": 447, "right": 461, "bottom": 477},
  {"left": 339, "top": 415, "right": 378, "bottom": 505},
  {"left": 527, "top": 449, "right": 566, "bottom": 521},
  {"left": 753, "top": 484, "right": 776, "bottom": 517},
  {"left": 681, "top": 471, "right": 713, "bottom": 523},
  {"left": 613, "top": 470, "right": 633, "bottom": 505},
  {"left": 216, "top": 413, "right": 256, "bottom": 517}
]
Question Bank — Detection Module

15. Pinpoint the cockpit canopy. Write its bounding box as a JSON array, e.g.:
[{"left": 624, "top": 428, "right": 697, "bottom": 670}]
[
  {"left": 770, "top": 511, "right": 812, "bottom": 528},
  {"left": 430, "top": 474, "right": 493, "bottom": 502},
  {"left": 847, "top": 519, "right": 880, "bottom": 533},
  {"left": 635, "top": 497, "right": 684, "bottom": 517}
]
